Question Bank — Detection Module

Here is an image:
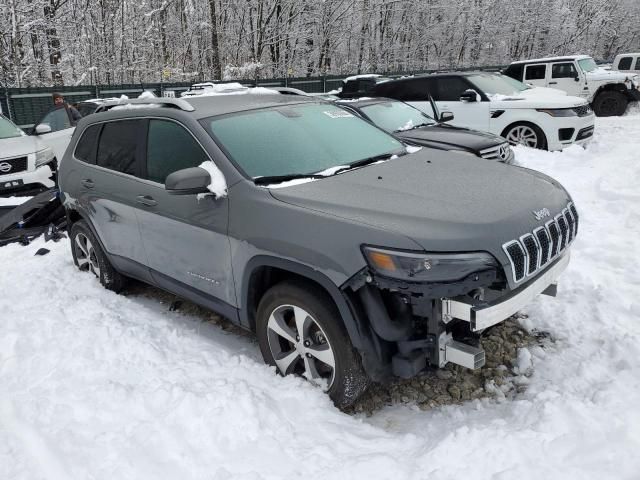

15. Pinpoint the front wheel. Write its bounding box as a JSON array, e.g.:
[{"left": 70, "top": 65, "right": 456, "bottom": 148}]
[
  {"left": 503, "top": 122, "right": 547, "bottom": 150},
  {"left": 256, "top": 281, "right": 370, "bottom": 408},
  {"left": 592, "top": 91, "right": 628, "bottom": 116}
]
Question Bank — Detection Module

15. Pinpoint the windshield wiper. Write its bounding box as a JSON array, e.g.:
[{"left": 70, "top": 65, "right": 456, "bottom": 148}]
[
  {"left": 394, "top": 122, "right": 433, "bottom": 133},
  {"left": 253, "top": 173, "right": 326, "bottom": 185},
  {"left": 333, "top": 151, "right": 404, "bottom": 175}
]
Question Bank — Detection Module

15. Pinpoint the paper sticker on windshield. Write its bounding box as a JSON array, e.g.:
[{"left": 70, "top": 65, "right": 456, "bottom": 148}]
[{"left": 323, "top": 110, "right": 354, "bottom": 118}]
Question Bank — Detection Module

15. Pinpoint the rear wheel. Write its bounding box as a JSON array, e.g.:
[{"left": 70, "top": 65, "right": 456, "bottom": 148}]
[
  {"left": 69, "top": 220, "right": 126, "bottom": 292},
  {"left": 592, "top": 91, "right": 627, "bottom": 116},
  {"left": 256, "top": 281, "right": 370, "bottom": 408},
  {"left": 503, "top": 122, "right": 547, "bottom": 150}
]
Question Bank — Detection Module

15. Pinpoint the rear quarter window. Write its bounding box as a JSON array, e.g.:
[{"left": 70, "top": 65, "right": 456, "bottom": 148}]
[
  {"left": 504, "top": 64, "right": 524, "bottom": 81},
  {"left": 525, "top": 64, "right": 547, "bottom": 80},
  {"left": 74, "top": 124, "right": 101, "bottom": 163}
]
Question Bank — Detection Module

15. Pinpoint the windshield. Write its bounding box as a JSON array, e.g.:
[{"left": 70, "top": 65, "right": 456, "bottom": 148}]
[
  {"left": 467, "top": 74, "right": 528, "bottom": 96},
  {"left": 0, "top": 116, "right": 25, "bottom": 140},
  {"left": 361, "top": 101, "right": 435, "bottom": 132},
  {"left": 204, "top": 103, "right": 403, "bottom": 179},
  {"left": 578, "top": 57, "right": 598, "bottom": 72}
]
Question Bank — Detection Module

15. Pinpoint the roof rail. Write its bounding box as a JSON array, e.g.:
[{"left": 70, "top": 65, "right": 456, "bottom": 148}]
[{"left": 96, "top": 97, "right": 195, "bottom": 113}]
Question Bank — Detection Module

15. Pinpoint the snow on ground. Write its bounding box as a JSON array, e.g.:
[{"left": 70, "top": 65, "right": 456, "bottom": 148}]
[
  {"left": 1, "top": 114, "right": 640, "bottom": 479},
  {"left": 0, "top": 196, "right": 31, "bottom": 207}
]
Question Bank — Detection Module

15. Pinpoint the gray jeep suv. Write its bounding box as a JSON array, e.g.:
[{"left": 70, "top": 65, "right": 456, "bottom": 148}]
[{"left": 59, "top": 95, "right": 578, "bottom": 407}]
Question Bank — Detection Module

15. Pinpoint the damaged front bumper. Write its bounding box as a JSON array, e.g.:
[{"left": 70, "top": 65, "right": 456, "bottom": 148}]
[
  {"left": 442, "top": 253, "right": 569, "bottom": 332},
  {"left": 344, "top": 252, "right": 569, "bottom": 380}
]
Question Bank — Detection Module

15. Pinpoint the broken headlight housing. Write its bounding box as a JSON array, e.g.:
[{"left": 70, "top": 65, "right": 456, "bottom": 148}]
[{"left": 362, "top": 246, "right": 498, "bottom": 282}]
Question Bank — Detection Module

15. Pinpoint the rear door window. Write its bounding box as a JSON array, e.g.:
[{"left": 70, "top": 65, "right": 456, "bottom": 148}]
[
  {"left": 618, "top": 56, "right": 633, "bottom": 70},
  {"left": 96, "top": 120, "right": 143, "bottom": 176},
  {"left": 432, "top": 77, "right": 471, "bottom": 101},
  {"left": 146, "top": 120, "right": 209, "bottom": 184},
  {"left": 525, "top": 64, "right": 547, "bottom": 81},
  {"left": 74, "top": 124, "right": 101, "bottom": 163},
  {"left": 375, "top": 78, "right": 434, "bottom": 101},
  {"left": 635, "top": 58, "right": 640, "bottom": 70}
]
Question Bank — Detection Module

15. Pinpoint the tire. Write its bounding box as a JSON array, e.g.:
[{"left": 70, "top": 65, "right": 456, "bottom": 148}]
[
  {"left": 592, "top": 91, "right": 628, "bottom": 117},
  {"left": 256, "top": 281, "right": 370, "bottom": 408},
  {"left": 69, "top": 220, "right": 126, "bottom": 293},
  {"left": 502, "top": 122, "right": 547, "bottom": 150}
]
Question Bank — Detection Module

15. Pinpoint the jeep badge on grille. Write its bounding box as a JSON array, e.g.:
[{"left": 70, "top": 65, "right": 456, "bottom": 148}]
[{"left": 533, "top": 208, "right": 551, "bottom": 221}]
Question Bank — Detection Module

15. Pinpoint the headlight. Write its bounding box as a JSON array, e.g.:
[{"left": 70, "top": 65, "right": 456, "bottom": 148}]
[
  {"left": 536, "top": 108, "right": 577, "bottom": 117},
  {"left": 362, "top": 246, "right": 498, "bottom": 282},
  {"left": 35, "top": 147, "right": 55, "bottom": 168}
]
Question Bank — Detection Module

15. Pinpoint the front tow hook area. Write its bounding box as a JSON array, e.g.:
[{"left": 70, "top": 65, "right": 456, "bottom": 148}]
[{"left": 443, "top": 339, "right": 486, "bottom": 370}]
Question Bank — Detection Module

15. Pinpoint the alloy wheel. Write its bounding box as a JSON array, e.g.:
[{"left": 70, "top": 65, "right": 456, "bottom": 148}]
[
  {"left": 506, "top": 125, "right": 539, "bottom": 148},
  {"left": 75, "top": 233, "right": 101, "bottom": 278},
  {"left": 266, "top": 304, "right": 336, "bottom": 389}
]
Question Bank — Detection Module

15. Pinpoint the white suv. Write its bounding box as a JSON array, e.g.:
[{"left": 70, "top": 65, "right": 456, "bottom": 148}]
[
  {"left": 371, "top": 72, "right": 595, "bottom": 151},
  {"left": 504, "top": 55, "right": 640, "bottom": 116},
  {"left": 0, "top": 115, "right": 57, "bottom": 194}
]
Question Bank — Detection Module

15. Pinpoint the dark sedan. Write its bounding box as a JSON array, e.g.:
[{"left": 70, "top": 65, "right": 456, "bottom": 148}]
[{"left": 336, "top": 98, "right": 514, "bottom": 163}]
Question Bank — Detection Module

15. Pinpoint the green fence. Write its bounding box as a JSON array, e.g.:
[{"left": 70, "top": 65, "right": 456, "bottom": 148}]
[{"left": 0, "top": 66, "right": 505, "bottom": 128}]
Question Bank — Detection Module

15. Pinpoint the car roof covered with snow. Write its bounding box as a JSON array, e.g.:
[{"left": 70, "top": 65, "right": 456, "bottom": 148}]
[
  {"left": 183, "top": 94, "right": 321, "bottom": 118},
  {"left": 510, "top": 55, "right": 592, "bottom": 64}
]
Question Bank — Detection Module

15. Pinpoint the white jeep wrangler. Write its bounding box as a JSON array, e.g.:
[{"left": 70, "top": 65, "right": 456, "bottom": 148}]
[{"left": 503, "top": 55, "right": 640, "bottom": 116}]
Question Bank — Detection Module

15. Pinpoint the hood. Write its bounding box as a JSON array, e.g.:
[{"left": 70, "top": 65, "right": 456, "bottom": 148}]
[
  {"left": 269, "top": 150, "right": 571, "bottom": 258},
  {"left": 586, "top": 67, "right": 630, "bottom": 82},
  {"left": 0, "top": 135, "right": 43, "bottom": 160},
  {"left": 395, "top": 124, "right": 504, "bottom": 153},
  {"left": 521, "top": 86, "right": 567, "bottom": 96},
  {"left": 490, "top": 89, "right": 588, "bottom": 108}
]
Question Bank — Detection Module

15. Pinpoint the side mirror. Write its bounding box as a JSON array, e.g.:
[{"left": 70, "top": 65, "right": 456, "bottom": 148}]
[
  {"left": 439, "top": 111, "right": 454, "bottom": 123},
  {"left": 574, "top": 75, "right": 580, "bottom": 82},
  {"left": 459, "top": 89, "right": 479, "bottom": 102},
  {"left": 35, "top": 123, "right": 52, "bottom": 135},
  {"left": 165, "top": 167, "right": 211, "bottom": 195}
]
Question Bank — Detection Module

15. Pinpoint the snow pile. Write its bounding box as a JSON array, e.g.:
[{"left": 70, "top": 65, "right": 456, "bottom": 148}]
[
  {"left": 197, "top": 161, "right": 227, "bottom": 198},
  {"left": 0, "top": 196, "right": 31, "bottom": 207},
  {"left": 1, "top": 114, "right": 640, "bottom": 479}
]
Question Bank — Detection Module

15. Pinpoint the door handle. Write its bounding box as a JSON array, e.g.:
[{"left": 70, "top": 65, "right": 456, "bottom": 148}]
[
  {"left": 81, "top": 179, "right": 95, "bottom": 189},
  {"left": 549, "top": 81, "right": 558, "bottom": 85},
  {"left": 136, "top": 195, "right": 157, "bottom": 207}
]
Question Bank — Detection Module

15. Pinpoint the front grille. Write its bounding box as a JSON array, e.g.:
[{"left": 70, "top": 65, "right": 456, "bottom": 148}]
[
  {"left": 521, "top": 234, "right": 539, "bottom": 275},
  {"left": 0, "top": 156, "right": 28, "bottom": 174},
  {"left": 572, "top": 105, "right": 593, "bottom": 117},
  {"left": 479, "top": 143, "right": 512, "bottom": 162},
  {"left": 504, "top": 241, "right": 526, "bottom": 282},
  {"left": 557, "top": 215, "right": 568, "bottom": 251},
  {"left": 569, "top": 203, "right": 579, "bottom": 236},
  {"left": 534, "top": 227, "right": 551, "bottom": 267},
  {"left": 564, "top": 209, "right": 575, "bottom": 243},
  {"left": 503, "top": 202, "right": 578, "bottom": 283}
]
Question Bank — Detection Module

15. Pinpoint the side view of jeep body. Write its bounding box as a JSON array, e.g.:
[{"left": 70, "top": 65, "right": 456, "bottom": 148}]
[
  {"left": 59, "top": 95, "right": 577, "bottom": 407},
  {"left": 504, "top": 55, "right": 640, "bottom": 116}
]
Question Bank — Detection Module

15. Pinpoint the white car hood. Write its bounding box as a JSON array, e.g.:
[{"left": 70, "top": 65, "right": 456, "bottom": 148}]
[
  {"left": 489, "top": 89, "right": 588, "bottom": 109},
  {"left": 0, "top": 135, "right": 44, "bottom": 160},
  {"left": 586, "top": 67, "right": 631, "bottom": 82}
]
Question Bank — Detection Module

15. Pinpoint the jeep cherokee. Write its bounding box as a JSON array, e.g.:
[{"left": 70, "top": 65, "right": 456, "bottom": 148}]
[{"left": 59, "top": 95, "right": 578, "bottom": 407}]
